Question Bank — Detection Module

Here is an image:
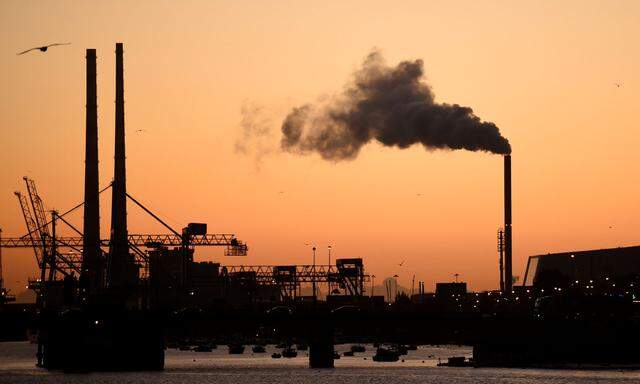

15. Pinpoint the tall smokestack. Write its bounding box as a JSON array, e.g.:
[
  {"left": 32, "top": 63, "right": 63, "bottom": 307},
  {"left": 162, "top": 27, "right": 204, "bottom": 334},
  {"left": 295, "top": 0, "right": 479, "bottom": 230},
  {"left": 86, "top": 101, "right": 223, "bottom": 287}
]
[
  {"left": 107, "top": 42, "right": 130, "bottom": 288},
  {"left": 503, "top": 154, "right": 513, "bottom": 294},
  {"left": 81, "top": 49, "right": 102, "bottom": 293}
]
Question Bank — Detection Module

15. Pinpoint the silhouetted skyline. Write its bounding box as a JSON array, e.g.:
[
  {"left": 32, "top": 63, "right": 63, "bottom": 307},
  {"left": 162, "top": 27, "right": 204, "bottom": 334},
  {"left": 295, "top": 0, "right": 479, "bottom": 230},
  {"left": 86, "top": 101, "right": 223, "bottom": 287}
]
[{"left": 1, "top": 1, "right": 639, "bottom": 297}]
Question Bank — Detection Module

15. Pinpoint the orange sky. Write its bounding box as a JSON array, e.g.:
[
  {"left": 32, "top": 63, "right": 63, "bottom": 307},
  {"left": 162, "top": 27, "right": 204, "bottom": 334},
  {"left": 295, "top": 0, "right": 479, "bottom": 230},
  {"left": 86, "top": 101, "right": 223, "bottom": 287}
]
[{"left": 1, "top": 1, "right": 639, "bottom": 295}]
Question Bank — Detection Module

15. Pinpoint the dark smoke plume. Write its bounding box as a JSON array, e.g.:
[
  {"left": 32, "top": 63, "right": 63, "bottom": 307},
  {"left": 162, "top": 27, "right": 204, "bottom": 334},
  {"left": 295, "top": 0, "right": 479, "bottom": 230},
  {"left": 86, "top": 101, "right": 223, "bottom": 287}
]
[{"left": 281, "top": 50, "right": 511, "bottom": 160}]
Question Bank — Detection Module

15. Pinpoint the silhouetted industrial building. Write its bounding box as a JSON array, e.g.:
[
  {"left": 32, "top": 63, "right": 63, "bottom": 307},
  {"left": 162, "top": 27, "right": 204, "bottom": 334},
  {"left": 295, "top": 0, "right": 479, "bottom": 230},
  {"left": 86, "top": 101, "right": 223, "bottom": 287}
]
[
  {"left": 523, "top": 245, "right": 640, "bottom": 288},
  {"left": 435, "top": 282, "right": 467, "bottom": 298}
]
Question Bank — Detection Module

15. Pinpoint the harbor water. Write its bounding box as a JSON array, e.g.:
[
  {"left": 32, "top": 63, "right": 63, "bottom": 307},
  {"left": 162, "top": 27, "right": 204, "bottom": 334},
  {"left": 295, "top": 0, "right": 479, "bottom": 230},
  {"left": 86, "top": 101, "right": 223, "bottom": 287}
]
[{"left": 1, "top": 341, "right": 639, "bottom": 383}]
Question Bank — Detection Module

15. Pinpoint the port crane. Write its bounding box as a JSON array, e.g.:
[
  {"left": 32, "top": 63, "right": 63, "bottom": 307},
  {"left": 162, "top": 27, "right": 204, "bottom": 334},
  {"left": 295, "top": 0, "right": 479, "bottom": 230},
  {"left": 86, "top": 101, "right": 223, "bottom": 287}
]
[
  {"left": 225, "top": 260, "right": 369, "bottom": 300},
  {"left": 1, "top": 178, "right": 248, "bottom": 285},
  {"left": 14, "top": 178, "right": 83, "bottom": 280},
  {"left": 2, "top": 178, "right": 372, "bottom": 304}
]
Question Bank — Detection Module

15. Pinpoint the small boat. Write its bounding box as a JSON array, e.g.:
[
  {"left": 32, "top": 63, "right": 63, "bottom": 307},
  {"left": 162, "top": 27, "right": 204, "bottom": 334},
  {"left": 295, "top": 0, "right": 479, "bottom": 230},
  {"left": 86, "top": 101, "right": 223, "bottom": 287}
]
[
  {"left": 392, "top": 344, "right": 408, "bottom": 355},
  {"left": 282, "top": 347, "right": 297, "bottom": 358},
  {"left": 437, "top": 356, "right": 472, "bottom": 367},
  {"left": 343, "top": 351, "right": 355, "bottom": 356},
  {"left": 271, "top": 352, "right": 282, "bottom": 359},
  {"left": 228, "top": 344, "right": 245, "bottom": 354},
  {"left": 252, "top": 345, "right": 266, "bottom": 353},
  {"left": 373, "top": 347, "right": 400, "bottom": 362},
  {"left": 350, "top": 345, "right": 366, "bottom": 353}
]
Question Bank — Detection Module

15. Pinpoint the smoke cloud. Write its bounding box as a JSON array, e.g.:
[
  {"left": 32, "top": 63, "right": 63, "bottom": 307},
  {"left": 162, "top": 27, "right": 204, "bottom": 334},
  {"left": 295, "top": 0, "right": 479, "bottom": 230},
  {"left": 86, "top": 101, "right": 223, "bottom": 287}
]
[{"left": 281, "top": 50, "right": 511, "bottom": 160}]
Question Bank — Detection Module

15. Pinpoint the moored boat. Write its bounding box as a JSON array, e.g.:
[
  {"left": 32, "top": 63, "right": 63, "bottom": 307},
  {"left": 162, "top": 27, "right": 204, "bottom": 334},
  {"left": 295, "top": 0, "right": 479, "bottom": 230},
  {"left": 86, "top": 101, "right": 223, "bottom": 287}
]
[
  {"left": 372, "top": 347, "right": 400, "bottom": 362},
  {"left": 228, "top": 344, "right": 245, "bottom": 354},
  {"left": 282, "top": 347, "right": 297, "bottom": 358}
]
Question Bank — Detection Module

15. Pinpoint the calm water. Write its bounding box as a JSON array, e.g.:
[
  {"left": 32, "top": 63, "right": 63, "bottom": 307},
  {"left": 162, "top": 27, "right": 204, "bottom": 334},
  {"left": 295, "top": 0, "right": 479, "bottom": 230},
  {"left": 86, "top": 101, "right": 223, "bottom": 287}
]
[{"left": 1, "top": 341, "right": 639, "bottom": 383}]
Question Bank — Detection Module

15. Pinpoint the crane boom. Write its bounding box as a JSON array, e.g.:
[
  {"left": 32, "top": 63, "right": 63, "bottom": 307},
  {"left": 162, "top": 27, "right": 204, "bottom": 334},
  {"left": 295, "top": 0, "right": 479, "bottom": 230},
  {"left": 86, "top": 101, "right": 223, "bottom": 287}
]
[
  {"left": 24, "top": 177, "right": 50, "bottom": 239},
  {"left": 14, "top": 191, "right": 44, "bottom": 265},
  {"left": 1, "top": 233, "right": 246, "bottom": 250}
]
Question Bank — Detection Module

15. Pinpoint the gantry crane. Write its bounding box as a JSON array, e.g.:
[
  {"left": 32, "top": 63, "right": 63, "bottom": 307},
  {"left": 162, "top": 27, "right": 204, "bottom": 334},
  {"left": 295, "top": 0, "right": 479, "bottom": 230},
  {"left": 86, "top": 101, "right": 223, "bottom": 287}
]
[
  {"left": 2, "top": 178, "right": 248, "bottom": 285},
  {"left": 225, "top": 259, "right": 369, "bottom": 300}
]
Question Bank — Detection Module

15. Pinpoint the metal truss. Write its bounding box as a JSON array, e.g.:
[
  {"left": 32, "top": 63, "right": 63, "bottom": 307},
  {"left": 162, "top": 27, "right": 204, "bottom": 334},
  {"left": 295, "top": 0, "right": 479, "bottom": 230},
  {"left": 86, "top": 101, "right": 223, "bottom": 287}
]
[{"left": 223, "top": 264, "right": 370, "bottom": 299}]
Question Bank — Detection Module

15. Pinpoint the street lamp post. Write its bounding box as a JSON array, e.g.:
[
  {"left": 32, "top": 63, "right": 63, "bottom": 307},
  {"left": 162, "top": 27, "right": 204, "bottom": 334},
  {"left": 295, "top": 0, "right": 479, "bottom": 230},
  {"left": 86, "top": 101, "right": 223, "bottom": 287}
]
[
  {"left": 327, "top": 245, "right": 332, "bottom": 295},
  {"left": 312, "top": 246, "right": 317, "bottom": 300}
]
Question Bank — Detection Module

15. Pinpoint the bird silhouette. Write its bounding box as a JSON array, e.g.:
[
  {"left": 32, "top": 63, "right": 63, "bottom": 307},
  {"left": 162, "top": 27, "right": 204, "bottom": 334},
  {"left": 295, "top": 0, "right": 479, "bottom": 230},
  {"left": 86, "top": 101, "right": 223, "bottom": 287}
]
[
  {"left": 614, "top": 83, "right": 622, "bottom": 88},
  {"left": 17, "top": 42, "right": 71, "bottom": 55},
  {"left": 398, "top": 260, "right": 405, "bottom": 267}
]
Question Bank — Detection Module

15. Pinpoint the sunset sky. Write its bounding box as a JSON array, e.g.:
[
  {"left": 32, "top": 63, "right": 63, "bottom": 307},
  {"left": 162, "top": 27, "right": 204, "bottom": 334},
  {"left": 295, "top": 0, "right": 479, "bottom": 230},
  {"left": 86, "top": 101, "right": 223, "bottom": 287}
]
[{"left": 1, "top": 1, "right": 639, "bottom": 295}]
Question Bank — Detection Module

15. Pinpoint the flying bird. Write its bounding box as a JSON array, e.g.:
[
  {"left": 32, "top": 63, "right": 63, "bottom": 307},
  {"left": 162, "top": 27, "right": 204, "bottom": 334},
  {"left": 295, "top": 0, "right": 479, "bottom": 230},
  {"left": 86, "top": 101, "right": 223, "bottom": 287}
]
[
  {"left": 614, "top": 83, "right": 622, "bottom": 88},
  {"left": 17, "top": 42, "right": 71, "bottom": 55},
  {"left": 398, "top": 260, "right": 405, "bottom": 267}
]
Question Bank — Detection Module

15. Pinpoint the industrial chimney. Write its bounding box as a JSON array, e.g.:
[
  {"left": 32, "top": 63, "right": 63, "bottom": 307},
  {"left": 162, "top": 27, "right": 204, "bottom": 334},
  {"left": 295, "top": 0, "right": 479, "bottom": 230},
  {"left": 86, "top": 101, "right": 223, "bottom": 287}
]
[
  {"left": 503, "top": 154, "right": 513, "bottom": 294},
  {"left": 81, "top": 49, "right": 102, "bottom": 293},
  {"left": 107, "top": 43, "right": 134, "bottom": 288}
]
